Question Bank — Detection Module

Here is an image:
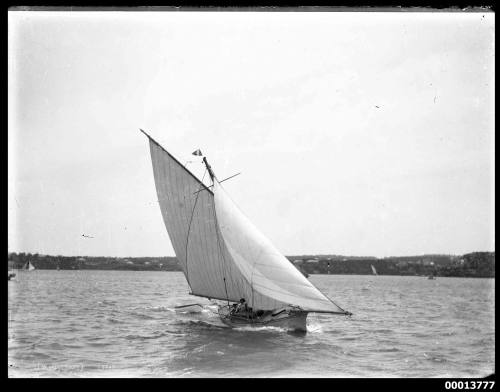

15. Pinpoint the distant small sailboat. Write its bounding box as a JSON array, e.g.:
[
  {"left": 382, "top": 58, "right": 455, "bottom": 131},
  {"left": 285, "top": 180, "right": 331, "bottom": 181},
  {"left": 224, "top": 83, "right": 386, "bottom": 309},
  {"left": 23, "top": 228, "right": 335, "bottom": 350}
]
[
  {"left": 428, "top": 274, "right": 435, "bottom": 280},
  {"left": 141, "top": 129, "right": 351, "bottom": 332},
  {"left": 22, "top": 261, "right": 35, "bottom": 271},
  {"left": 371, "top": 264, "right": 378, "bottom": 276}
]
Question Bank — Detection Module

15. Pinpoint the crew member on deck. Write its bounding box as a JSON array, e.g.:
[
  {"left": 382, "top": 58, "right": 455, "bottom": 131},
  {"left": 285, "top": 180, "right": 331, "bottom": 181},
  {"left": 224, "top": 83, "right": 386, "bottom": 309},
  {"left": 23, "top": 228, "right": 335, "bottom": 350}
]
[{"left": 235, "top": 298, "right": 248, "bottom": 314}]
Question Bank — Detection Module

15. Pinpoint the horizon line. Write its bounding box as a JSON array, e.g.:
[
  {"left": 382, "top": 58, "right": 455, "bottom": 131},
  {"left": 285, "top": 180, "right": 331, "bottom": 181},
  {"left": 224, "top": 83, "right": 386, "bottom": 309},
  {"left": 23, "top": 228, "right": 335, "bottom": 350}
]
[{"left": 7, "top": 250, "right": 495, "bottom": 259}]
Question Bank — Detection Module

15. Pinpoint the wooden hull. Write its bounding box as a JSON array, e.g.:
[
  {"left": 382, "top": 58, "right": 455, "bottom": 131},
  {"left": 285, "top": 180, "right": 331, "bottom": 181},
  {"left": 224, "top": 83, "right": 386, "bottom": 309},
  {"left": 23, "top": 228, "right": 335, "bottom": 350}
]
[{"left": 218, "top": 306, "right": 308, "bottom": 332}]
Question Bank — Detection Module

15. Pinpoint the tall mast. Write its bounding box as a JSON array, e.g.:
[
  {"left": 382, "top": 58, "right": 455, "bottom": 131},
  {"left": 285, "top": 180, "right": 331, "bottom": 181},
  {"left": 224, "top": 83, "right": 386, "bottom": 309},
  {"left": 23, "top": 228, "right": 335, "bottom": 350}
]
[
  {"left": 202, "top": 156, "right": 231, "bottom": 305},
  {"left": 203, "top": 157, "right": 217, "bottom": 183}
]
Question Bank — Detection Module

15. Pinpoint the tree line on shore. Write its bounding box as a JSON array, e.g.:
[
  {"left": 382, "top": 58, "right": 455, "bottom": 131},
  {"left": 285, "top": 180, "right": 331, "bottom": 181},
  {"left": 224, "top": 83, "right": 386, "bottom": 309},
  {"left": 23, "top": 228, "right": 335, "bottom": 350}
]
[{"left": 7, "top": 251, "right": 494, "bottom": 278}]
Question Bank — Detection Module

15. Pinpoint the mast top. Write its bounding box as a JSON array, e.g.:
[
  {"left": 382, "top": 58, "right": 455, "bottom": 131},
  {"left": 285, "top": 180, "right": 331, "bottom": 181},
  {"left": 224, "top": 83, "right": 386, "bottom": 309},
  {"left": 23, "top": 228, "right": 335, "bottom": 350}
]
[
  {"left": 140, "top": 129, "right": 213, "bottom": 195},
  {"left": 203, "top": 157, "right": 217, "bottom": 182}
]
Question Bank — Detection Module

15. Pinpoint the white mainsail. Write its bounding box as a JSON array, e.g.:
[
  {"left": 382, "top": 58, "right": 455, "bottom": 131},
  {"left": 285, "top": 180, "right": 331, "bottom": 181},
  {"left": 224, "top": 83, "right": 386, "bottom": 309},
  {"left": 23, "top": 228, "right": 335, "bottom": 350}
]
[
  {"left": 371, "top": 265, "right": 377, "bottom": 275},
  {"left": 145, "top": 131, "right": 347, "bottom": 314},
  {"left": 149, "top": 138, "right": 245, "bottom": 302}
]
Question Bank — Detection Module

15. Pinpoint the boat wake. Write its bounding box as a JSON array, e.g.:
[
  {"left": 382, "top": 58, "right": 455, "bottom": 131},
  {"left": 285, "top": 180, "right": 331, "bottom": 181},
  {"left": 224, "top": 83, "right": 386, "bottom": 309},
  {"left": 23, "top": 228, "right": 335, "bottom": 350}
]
[
  {"left": 169, "top": 303, "right": 219, "bottom": 315},
  {"left": 306, "top": 321, "right": 324, "bottom": 334},
  {"left": 170, "top": 307, "right": 204, "bottom": 315},
  {"left": 167, "top": 303, "right": 229, "bottom": 329},
  {"left": 170, "top": 316, "right": 229, "bottom": 330},
  {"left": 233, "top": 325, "right": 288, "bottom": 333},
  {"left": 147, "top": 305, "right": 173, "bottom": 313}
]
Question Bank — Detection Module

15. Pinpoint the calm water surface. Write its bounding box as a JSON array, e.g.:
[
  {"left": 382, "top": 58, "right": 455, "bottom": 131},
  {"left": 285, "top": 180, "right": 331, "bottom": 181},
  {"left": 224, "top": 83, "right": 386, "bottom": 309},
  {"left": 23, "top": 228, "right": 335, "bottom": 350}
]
[{"left": 8, "top": 271, "right": 494, "bottom": 378}]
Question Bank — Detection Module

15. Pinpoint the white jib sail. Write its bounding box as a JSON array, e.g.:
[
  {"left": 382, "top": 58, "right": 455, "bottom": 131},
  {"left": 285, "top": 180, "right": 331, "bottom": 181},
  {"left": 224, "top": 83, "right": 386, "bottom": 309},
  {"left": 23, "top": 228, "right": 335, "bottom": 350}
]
[{"left": 213, "top": 180, "right": 347, "bottom": 313}]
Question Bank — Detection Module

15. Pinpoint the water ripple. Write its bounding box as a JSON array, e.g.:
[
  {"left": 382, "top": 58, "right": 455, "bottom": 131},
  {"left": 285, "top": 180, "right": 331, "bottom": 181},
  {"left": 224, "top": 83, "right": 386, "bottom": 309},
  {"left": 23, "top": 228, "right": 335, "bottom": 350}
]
[{"left": 8, "top": 271, "right": 495, "bottom": 378}]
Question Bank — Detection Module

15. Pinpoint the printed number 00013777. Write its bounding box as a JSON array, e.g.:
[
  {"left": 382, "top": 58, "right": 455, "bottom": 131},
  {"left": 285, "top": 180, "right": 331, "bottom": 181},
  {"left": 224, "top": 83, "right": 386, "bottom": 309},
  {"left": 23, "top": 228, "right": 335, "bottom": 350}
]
[{"left": 445, "top": 381, "right": 495, "bottom": 390}]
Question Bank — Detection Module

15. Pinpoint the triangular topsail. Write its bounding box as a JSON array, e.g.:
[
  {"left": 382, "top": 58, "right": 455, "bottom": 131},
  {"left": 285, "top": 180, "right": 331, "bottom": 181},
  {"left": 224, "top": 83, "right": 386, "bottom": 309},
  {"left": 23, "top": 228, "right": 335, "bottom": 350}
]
[{"left": 146, "top": 132, "right": 347, "bottom": 314}]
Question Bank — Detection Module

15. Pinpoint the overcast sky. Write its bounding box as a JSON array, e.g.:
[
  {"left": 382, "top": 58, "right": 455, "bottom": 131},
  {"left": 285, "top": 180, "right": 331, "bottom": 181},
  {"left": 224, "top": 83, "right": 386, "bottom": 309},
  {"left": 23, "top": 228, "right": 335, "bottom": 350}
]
[{"left": 8, "top": 10, "right": 494, "bottom": 258}]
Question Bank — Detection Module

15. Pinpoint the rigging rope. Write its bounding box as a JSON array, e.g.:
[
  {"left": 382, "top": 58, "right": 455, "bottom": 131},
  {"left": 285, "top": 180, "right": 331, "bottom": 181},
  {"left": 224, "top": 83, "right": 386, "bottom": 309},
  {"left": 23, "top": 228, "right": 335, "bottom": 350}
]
[
  {"left": 184, "top": 168, "right": 207, "bottom": 287},
  {"left": 211, "top": 183, "right": 231, "bottom": 307}
]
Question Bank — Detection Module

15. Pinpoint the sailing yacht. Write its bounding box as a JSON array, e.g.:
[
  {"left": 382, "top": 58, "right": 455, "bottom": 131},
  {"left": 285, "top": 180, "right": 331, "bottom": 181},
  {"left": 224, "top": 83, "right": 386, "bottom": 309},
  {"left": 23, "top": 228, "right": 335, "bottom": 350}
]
[
  {"left": 22, "top": 261, "right": 35, "bottom": 271},
  {"left": 371, "top": 264, "right": 378, "bottom": 276},
  {"left": 141, "top": 129, "right": 351, "bottom": 332}
]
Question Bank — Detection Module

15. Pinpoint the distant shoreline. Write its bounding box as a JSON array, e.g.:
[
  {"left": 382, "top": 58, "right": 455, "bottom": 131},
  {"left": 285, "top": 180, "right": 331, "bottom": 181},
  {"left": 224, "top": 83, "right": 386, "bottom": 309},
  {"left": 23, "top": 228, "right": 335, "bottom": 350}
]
[
  {"left": 8, "top": 251, "right": 495, "bottom": 278},
  {"left": 10, "top": 269, "right": 495, "bottom": 279}
]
